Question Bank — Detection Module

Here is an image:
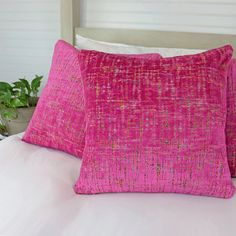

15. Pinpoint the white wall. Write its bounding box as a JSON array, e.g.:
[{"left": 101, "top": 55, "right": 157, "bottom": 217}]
[
  {"left": 0, "top": 0, "right": 60, "bottom": 88},
  {"left": 81, "top": 0, "right": 236, "bottom": 35}
]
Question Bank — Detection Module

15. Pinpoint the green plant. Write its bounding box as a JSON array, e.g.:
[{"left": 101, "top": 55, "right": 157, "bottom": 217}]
[
  {"left": 0, "top": 75, "right": 43, "bottom": 121},
  {"left": 0, "top": 123, "right": 7, "bottom": 135},
  {"left": 0, "top": 113, "right": 7, "bottom": 135}
]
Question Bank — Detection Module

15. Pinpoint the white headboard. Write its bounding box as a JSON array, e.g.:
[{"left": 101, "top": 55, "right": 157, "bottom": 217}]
[{"left": 60, "top": 0, "right": 236, "bottom": 56}]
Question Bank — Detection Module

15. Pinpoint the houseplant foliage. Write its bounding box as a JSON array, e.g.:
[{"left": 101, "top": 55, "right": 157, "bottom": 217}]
[
  {"left": 0, "top": 122, "right": 7, "bottom": 135},
  {"left": 0, "top": 75, "right": 43, "bottom": 135}
]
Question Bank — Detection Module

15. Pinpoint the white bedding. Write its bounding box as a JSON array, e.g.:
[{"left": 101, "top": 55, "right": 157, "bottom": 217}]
[{"left": 0, "top": 134, "right": 235, "bottom": 236}]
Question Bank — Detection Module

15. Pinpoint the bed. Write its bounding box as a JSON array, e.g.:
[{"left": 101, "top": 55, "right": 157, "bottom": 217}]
[
  {"left": 1, "top": 0, "right": 236, "bottom": 235},
  {"left": 0, "top": 133, "right": 236, "bottom": 236}
]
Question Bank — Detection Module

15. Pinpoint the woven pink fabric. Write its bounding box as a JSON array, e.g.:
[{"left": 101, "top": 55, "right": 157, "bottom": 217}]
[
  {"left": 75, "top": 46, "right": 235, "bottom": 198},
  {"left": 23, "top": 40, "right": 86, "bottom": 157},
  {"left": 23, "top": 40, "right": 161, "bottom": 157},
  {"left": 226, "top": 59, "right": 236, "bottom": 176}
]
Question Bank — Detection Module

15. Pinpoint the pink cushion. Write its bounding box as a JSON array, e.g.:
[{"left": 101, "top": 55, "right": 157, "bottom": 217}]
[
  {"left": 74, "top": 46, "right": 235, "bottom": 198},
  {"left": 226, "top": 59, "right": 236, "bottom": 176},
  {"left": 23, "top": 40, "right": 161, "bottom": 157},
  {"left": 23, "top": 40, "right": 86, "bottom": 157}
]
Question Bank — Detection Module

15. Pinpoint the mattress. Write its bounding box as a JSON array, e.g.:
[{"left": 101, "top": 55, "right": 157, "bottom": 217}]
[{"left": 0, "top": 134, "right": 235, "bottom": 236}]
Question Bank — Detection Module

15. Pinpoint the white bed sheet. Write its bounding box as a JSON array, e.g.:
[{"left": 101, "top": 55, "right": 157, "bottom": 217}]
[{"left": 0, "top": 134, "right": 235, "bottom": 236}]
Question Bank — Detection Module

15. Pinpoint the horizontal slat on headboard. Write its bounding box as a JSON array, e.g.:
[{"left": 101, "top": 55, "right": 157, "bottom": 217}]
[
  {"left": 81, "top": 0, "right": 236, "bottom": 35},
  {"left": 75, "top": 27, "right": 236, "bottom": 57}
]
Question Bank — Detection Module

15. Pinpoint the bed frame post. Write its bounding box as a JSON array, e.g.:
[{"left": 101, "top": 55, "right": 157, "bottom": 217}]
[{"left": 60, "top": 0, "right": 80, "bottom": 44}]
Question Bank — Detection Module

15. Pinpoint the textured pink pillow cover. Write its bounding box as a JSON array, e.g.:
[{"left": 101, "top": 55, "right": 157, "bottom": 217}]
[
  {"left": 23, "top": 40, "right": 161, "bottom": 157},
  {"left": 226, "top": 59, "right": 236, "bottom": 176},
  {"left": 75, "top": 46, "right": 235, "bottom": 198},
  {"left": 23, "top": 40, "right": 85, "bottom": 157}
]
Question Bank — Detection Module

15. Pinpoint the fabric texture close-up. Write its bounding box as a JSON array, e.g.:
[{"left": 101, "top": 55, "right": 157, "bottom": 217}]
[
  {"left": 226, "top": 59, "right": 236, "bottom": 176},
  {"left": 75, "top": 46, "right": 235, "bottom": 198},
  {"left": 23, "top": 40, "right": 86, "bottom": 158}
]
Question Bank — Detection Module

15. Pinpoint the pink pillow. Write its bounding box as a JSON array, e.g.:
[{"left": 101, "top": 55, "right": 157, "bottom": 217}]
[
  {"left": 75, "top": 46, "right": 235, "bottom": 198},
  {"left": 23, "top": 40, "right": 161, "bottom": 157},
  {"left": 226, "top": 59, "right": 236, "bottom": 176},
  {"left": 23, "top": 40, "right": 85, "bottom": 157}
]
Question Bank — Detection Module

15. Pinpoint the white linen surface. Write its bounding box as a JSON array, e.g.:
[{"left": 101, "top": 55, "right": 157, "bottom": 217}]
[{"left": 0, "top": 134, "right": 236, "bottom": 236}]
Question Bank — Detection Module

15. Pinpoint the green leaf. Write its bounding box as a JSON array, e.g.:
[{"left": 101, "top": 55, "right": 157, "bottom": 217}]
[
  {"left": 13, "top": 81, "right": 25, "bottom": 94},
  {"left": 31, "top": 75, "right": 43, "bottom": 96},
  {"left": 19, "top": 95, "right": 29, "bottom": 107},
  {"left": 2, "top": 108, "right": 17, "bottom": 120},
  {"left": 0, "top": 91, "right": 6, "bottom": 99},
  {"left": 19, "top": 78, "right": 31, "bottom": 95},
  {"left": 10, "top": 98, "right": 26, "bottom": 108},
  {"left": 12, "top": 81, "right": 30, "bottom": 107},
  {"left": 0, "top": 90, "right": 12, "bottom": 107},
  {"left": 13, "top": 81, "right": 24, "bottom": 88},
  {"left": 0, "top": 82, "right": 12, "bottom": 92}
]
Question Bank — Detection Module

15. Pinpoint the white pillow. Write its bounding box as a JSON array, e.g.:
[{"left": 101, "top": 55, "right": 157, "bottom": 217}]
[{"left": 76, "top": 34, "right": 204, "bottom": 57}]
